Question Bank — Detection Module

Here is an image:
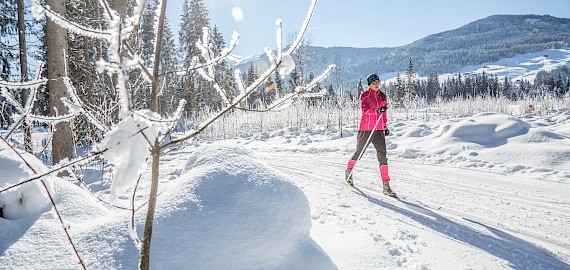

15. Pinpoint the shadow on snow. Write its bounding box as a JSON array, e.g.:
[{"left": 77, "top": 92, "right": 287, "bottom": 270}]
[{"left": 354, "top": 187, "right": 569, "bottom": 270}]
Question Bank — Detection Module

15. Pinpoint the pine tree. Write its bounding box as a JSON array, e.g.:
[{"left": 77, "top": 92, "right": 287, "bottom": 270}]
[
  {"left": 288, "top": 67, "right": 300, "bottom": 93},
  {"left": 326, "top": 84, "right": 336, "bottom": 102},
  {"left": 307, "top": 71, "right": 316, "bottom": 92},
  {"left": 246, "top": 64, "right": 260, "bottom": 108},
  {"left": 274, "top": 69, "right": 284, "bottom": 98},
  {"left": 262, "top": 75, "right": 275, "bottom": 107},
  {"left": 210, "top": 25, "right": 235, "bottom": 105},
  {"left": 0, "top": 0, "right": 18, "bottom": 81},
  {"left": 158, "top": 19, "right": 179, "bottom": 115},
  {"left": 394, "top": 73, "right": 405, "bottom": 107},
  {"left": 66, "top": 0, "right": 120, "bottom": 143},
  {"left": 290, "top": 37, "right": 312, "bottom": 86},
  {"left": 487, "top": 74, "right": 496, "bottom": 97},
  {"left": 179, "top": 0, "right": 210, "bottom": 115},
  {"left": 179, "top": 0, "right": 209, "bottom": 65},
  {"left": 405, "top": 57, "right": 416, "bottom": 102},
  {"left": 501, "top": 76, "right": 511, "bottom": 97},
  {"left": 246, "top": 64, "right": 256, "bottom": 86},
  {"left": 555, "top": 73, "right": 564, "bottom": 97},
  {"left": 356, "top": 78, "right": 364, "bottom": 98},
  {"left": 426, "top": 71, "right": 440, "bottom": 101},
  {"left": 140, "top": 0, "right": 158, "bottom": 64}
]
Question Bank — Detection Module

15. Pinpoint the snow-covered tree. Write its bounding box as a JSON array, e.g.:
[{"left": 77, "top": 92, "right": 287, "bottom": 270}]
[
  {"left": 158, "top": 19, "right": 179, "bottom": 115},
  {"left": 210, "top": 25, "right": 236, "bottom": 106},
  {"left": 394, "top": 73, "right": 404, "bottom": 107},
  {"left": 288, "top": 67, "right": 300, "bottom": 92},
  {"left": 274, "top": 68, "right": 284, "bottom": 98},
  {"left": 246, "top": 64, "right": 260, "bottom": 108},
  {"left": 405, "top": 57, "right": 416, "bottom": 102},
  {"left": 356, "top": 78, "right": 364, "bottom": 98},
  {"left": 426, "top": 71, "right": 440, "bottom": 101},
  {"left": 140, "top": 0, "right": 158, "bottom": 64},
  {"left": 179, "top": 0, "right": 211, "bottom": 115}
]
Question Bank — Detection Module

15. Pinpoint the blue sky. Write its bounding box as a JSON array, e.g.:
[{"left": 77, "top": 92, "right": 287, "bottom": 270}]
[{"left": 166, "top": 0, "right": 570, "bottom": 56}]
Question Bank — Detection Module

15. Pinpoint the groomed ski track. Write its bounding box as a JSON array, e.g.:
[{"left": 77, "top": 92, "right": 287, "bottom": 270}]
[{"left": 257, "top": 151, "right": 570, "bottom": 270}]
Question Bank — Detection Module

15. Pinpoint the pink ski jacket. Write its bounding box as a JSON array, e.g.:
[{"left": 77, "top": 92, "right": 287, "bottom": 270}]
[{"left": 358, "top": 89, "right": 388, "bottom": 131}]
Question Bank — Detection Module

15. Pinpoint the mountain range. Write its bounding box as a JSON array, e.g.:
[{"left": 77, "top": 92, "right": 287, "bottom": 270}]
[{"left": 240, "top": 14, "right": 570, "bottom": 87}]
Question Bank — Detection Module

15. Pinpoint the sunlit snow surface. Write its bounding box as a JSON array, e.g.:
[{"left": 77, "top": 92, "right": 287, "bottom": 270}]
[{"left": 1, "top": 111, "right": 570, "bottom": 269}]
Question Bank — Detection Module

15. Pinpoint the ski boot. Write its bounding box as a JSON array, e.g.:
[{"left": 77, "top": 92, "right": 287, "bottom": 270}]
[
  {"left": 345, "top": 169, "right": 354, "bottom": 186},
  {"left": 383, "top": 182, "right": 397, "bottom": 198}
]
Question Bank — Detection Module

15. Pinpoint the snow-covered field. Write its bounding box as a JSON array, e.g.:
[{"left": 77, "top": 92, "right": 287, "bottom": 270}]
[
  {"left": 1, "top": 111, "right": 570, "bottom": 269},
  {"left": 384, "top": 47, "right": 570, "bottom": 84}
]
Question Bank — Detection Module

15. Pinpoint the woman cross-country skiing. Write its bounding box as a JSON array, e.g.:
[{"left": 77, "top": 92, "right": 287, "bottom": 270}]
[{"left": 345, "top": 73, "right": 396, "bottom": 197}]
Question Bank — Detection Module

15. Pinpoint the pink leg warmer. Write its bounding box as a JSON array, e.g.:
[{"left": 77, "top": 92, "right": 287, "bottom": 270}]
[
  {"left": 380, "top": 165, "right": 390, "bottom": 182},
  {"left": 347, "top": 160, "right": 356, "bottom": 170}
]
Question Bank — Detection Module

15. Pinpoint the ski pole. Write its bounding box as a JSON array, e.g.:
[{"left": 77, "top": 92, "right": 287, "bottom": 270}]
[{"left": 339, "top": 111, "right": 385, "bottom": 195}]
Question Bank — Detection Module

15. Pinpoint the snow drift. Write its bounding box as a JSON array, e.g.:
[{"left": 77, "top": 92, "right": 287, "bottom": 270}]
[
  {"left": 0, "top": 142, "right": 54, "bottom": 220},
  {"left": 0, "top": 143, "right": 336, "bottom": 269},
  {"left": 142, "top": 144, "right": 336, "bottom": 269}
]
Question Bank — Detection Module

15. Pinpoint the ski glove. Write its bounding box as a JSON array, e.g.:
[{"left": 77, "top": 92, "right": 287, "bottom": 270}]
[
  {"left": 384, "top": 127, "right": 390, "bottom": 136},
  {"left": 377, "top": 106, "right": 387, "bottom": 114}
]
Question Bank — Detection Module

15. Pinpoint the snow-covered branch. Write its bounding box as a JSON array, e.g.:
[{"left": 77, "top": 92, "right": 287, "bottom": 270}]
[
  {"left": 0, "top": 78, "right": 48, "bottom": 89},
  {"left": 61, "top": 77, "right": 110, "bottom": 132},
  {"left": 286, "top": 0, "right": 318, "bottom": 56},
  {"left": 0, "top": 126, "right": 149, "bottom": 195},
  {"left": 0, "top": 63, "right": 110, "bottom": 142},
  {"left": 159, "top": 31, "right": 240, "bottom": 77},
  {"left": 1, "top": 82, "right": 41, "bottom": 139},
  {"left": 128, "top": 0, "right": 148, "bottom": 33},
  {"left": 266, "top": 64, "right": 336, "bottom": 111},
  {"left": 31, "top": 0, "right": 111, "bottom": 40},
  {"left": 275, "top": 19, "right": 283, "bottom": 61},
  {"left": 0, "top": 62, "right": 47, "bottom": 139}
]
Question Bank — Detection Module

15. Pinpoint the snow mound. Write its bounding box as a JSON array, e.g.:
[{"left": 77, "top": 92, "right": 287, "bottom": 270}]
[
  {"left": 400, "top": 124, "right": 433, "bottom": 138},
  {"left": 0, "top": 145, "right": 53, "bottom": 220},
  {"left": 51, "top": 179, "right": 110, "bottom": 223},
  {"left": 63, "top": 144, "right": 335, "bottom": 269},
  {"left": 150, "top": 143, "right": 336, "bottom": 269},
  {"left": 511, "top": 129, "right": 567, "bottom": 143},
  {"left": 436, "top": 112, "right": 530, "bottom": 147}
]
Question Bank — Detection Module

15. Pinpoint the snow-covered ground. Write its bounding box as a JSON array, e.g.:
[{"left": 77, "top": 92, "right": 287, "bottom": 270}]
[{"left": 1, "top": 111, "right": 570, "bottom": 269}]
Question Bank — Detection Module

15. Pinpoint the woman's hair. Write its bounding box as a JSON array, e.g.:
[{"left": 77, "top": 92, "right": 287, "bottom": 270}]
[{"left": 378, "top": 90, "right": 387, "bottom": 101}]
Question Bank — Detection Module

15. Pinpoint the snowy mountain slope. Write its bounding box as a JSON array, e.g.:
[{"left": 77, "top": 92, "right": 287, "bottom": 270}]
[
  {"left": 367, "top": 47, "right": 570, "bottom": 87},
  {"left": 238, "top": 14, "right": 570, "bottom": 88},
  {"left": 448, "top": 47, "right": 570, "bottom": 83},
  {"left": 1, "top": 111, "right": 569, "bottom": 269},
  {"left": 386, "top": 14, "right": 570, "bottom": 75}
]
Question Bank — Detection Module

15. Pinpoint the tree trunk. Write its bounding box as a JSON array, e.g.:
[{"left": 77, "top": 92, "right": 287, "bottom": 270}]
[
  {"left": 17, "top": 0, "right": 32, "bottom": 153},
  {"left": 46, "top": 0, "right": 73, "bottom": 167},
  {"left": 141, "top": 0, "right": 168, "bottom": 268},
  {"left": 140, "top": 139, "right": 160, "bottom": 270},
  {"left": 150, "top": 0, "right": 167, "bottom": 112},
  {"left": 111, "top": 0, "right": 127, "bottom": 21}
]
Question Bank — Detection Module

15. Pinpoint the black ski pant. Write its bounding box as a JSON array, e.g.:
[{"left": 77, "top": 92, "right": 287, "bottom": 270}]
[{"left": 349, "top": 130, "right": 388, "bottom": 166}]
